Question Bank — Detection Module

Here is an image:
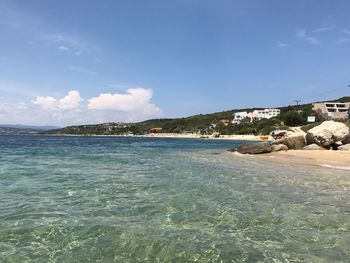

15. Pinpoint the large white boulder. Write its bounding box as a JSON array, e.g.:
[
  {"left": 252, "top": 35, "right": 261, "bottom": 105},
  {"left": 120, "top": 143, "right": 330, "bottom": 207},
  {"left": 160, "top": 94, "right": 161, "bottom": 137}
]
[{"left": 306, "top": 121, "right": 350, "bottom": 147}]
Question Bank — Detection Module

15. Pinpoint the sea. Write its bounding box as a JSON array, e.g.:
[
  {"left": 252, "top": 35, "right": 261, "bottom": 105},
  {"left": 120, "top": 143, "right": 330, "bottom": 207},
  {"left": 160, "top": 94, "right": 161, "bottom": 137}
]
[{"left": 0, "top": 135, "right": 350, "bottom": 262}]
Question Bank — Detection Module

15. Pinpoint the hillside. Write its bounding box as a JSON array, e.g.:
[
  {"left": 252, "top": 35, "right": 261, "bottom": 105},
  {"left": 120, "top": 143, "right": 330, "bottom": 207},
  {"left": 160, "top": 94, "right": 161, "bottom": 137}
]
[{"left": 47, "top": 96, "right": 349, "bottom": 136}]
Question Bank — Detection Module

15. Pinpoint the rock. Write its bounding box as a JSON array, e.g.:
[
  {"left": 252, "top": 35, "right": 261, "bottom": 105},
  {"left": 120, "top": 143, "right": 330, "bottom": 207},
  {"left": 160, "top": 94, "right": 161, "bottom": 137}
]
[
  {"left": 302, "top": 144, "right": 325, "bottom": 150},
  {"left": 273, "top": 135, "right": 306, "bottom": 150},
  {"left": 236, "top": 142, "right": 272, "bottom": 154},
  {"left": 212, "top": 132, "right": 220, "bottom": 138},
  {"left": 341, "top": 134, "right": 350, "bottom": 145},
  {"left": 271, "top": 144, "right": 289, "bottom": 152},
  {"left": 306, "top": 121, "right": 350, "bottom": 147},
  {"left": 338, "top": 144, "right": 350, "bottom": 151}
]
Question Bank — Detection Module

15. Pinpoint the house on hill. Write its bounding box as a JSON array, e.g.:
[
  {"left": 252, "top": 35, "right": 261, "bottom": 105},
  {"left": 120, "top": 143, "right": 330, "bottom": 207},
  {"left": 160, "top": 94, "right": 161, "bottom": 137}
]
[
  {"left": 149, "top": 127, "right": 163, "bottom": 133},
  {"left": 232, "top": 109, "right": 280, "bottom": 124}
]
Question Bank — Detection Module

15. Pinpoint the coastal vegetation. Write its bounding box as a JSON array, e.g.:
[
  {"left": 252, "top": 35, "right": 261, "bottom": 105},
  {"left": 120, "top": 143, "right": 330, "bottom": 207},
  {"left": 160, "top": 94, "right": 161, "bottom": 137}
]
[{"left": 47, "top": 97, "right": 350, "bottom": 136}]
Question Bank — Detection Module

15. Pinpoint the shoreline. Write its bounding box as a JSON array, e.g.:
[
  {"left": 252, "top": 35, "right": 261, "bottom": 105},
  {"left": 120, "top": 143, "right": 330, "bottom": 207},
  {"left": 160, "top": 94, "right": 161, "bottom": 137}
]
[
  {"left": 252, "top": 150, "right": 350, "bottom": 170},
  {"left": 142, "top": 133, "right": 267, "bottom": 141},
  {"left": 36, "top": 133, "right": 268, "bottom": 141}
]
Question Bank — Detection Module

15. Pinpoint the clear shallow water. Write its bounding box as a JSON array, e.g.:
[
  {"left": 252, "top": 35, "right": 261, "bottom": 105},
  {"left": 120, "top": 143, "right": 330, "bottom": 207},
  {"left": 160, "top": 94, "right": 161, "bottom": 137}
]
[{"left": 0, "top": 136, "right": 350, "bottom": 262}]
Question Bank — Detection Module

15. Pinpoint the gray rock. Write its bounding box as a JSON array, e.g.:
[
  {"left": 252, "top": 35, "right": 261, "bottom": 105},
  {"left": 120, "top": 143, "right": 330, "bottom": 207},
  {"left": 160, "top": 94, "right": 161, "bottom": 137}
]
[
  {"left": 212, "top": 132, "right": 220, "bottom": 138},
  {"left": 273, "top": 135, "right": 306, "bottom": 150},
  {"left": 338, "top": 144, "right": 350, "bottom": 151},
  {"left": 302, "top": 144, "right": 325, "bottom": 150},
  {"left": 341, "top": 134, "right": 350, "bottom": 145},
  {"left": 271, "top": 144, "right": 289, "bottom": 152},
  {"left": 236, "top": 142, "right": 272, "bottom": 154},
  {"left": 306, "top": 121, "right": 350, "bottom": 147}
]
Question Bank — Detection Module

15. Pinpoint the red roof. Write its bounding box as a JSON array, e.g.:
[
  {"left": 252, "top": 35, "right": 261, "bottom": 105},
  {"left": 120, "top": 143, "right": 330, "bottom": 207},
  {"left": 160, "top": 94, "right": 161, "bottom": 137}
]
[{"left": 149, "top": 127, "right": 163, "bottom": 131}]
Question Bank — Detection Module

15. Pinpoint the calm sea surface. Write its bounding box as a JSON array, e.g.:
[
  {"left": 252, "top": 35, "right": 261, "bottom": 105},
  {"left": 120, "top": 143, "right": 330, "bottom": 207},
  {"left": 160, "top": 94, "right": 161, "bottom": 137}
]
[{"left": 1, "top": 136, "right": 350, "bottom": 262}]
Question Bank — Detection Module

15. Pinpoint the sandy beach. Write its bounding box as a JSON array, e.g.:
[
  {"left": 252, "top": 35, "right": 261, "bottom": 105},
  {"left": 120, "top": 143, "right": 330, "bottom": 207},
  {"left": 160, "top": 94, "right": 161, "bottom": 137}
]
[
  {"left": 261, "top": 150, "right": 350, "bottom": 170},
  {"left": 143, "top": 133, "right": 267, "bottom": 141}
]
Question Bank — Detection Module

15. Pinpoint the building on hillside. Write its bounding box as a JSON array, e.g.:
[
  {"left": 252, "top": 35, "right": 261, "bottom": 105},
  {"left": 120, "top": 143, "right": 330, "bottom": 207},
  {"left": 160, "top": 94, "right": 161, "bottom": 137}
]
[
  {"left": 149, "top": 127, "right": 163, "bottom": 133},
  {"left": 232, "top": 109, "right": 280, "bottom": 124},
  {"left": 312, "top": 102, "right": 350, "bottom": 120},
  {"left": 251, "top": 109, "right": 280, "bottom": 119},
  {"left": 231, "top": 111, "right": 251, "bottom": 124}
]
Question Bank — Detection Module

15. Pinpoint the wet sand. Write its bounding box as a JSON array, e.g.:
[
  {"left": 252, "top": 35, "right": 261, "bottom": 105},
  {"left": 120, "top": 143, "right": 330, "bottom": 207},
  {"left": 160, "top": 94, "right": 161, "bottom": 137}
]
[{"left": 263, "top": 150, "right": 350, "bottom": 170}]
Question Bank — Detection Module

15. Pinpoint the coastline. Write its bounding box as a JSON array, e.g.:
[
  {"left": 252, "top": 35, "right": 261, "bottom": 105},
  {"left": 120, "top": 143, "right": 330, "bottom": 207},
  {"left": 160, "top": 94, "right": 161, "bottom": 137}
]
[
  {"left": 43, "top": 133, "right": 268, "bottom": 141},
  {"left": 142, "top": 133, "right": 266, "bottom": 141},
  {"left": 253, "top": 150, "right": 350, "bottom": 170}
]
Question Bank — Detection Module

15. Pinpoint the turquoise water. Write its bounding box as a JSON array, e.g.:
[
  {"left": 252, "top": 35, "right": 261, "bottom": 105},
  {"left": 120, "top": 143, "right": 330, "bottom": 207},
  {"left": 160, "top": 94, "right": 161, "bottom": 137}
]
[{"left": 1, "top": 136, "right": 350, "bottom": 262}]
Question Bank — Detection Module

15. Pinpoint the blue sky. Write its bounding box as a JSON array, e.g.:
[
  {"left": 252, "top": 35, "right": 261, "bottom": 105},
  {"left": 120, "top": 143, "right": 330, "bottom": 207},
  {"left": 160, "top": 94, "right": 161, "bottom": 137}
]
[{"left": 1, "top": 0, "right": 350, "bottom": 126}]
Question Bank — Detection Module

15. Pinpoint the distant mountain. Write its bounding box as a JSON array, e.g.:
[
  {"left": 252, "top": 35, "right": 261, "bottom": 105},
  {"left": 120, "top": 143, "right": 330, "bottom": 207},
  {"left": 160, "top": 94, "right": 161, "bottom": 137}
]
[
  {"left": 0, "top": 124, "right": 59, "bottom": 130},
  {"left": 0, "top": 124, "right": 60, "bottom": 135}
]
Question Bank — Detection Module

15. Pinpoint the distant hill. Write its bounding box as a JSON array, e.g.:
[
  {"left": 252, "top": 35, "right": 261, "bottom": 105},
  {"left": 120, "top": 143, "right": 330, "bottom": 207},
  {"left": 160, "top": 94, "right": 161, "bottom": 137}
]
[
  {"left": 0, "top": 124, "right": 59, "bottom": 130},
  {"left": 0, "top": 124, "right": 60, "bottom": 135},
  {"left": 45, "top": 96, "right": 350, "bottom": 136}
]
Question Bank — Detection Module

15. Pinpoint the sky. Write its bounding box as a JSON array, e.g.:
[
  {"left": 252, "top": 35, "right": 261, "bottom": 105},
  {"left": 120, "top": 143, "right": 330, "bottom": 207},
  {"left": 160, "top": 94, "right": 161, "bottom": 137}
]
[{"left": 1, "top": 0, "right": 350, "bottom": 126}]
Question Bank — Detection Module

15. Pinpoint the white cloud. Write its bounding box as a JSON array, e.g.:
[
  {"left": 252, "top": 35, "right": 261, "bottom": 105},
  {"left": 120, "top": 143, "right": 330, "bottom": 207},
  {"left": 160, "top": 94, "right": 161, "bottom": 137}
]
[
  {"left": 341, "top": 29, "right": 350, "bottom": 35},
  {"left": 58, "top": 45, "right": 69, "bottom": 51},
  {"left": 277, "top": 41, "right": 289, "bottom": 48},
  {"left": 88, "top": 88, "right": 160, "bottom": 114},
  {"left": 59, "top": 90, "right": 83, "bottom": 110},
  {"left": 32, "top": 96, "right": 58, "bottom": 111},
  {"left": 0, "top": 88, "right": 161, "bottom": 126},
  {"left": 296, "top": 29, "right": 320, "bottom": 45},
  {"left": 32, "top": 90, "right": 83, "bottom": 111}
]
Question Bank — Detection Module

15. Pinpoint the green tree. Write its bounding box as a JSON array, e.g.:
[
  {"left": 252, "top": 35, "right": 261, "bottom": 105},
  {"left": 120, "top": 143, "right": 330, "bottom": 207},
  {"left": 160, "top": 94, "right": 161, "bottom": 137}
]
[{"left": 282, "top": 111, "right": 305, "bottom": 126}]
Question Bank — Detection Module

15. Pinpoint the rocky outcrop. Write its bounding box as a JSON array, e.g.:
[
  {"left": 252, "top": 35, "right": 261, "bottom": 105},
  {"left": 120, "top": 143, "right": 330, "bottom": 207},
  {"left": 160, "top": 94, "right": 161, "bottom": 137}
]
[
  {"left": 272, "top": 135, "right": 306, "bottom": 150},
  {"left": 236, "top": 142, "right": 272, "bottom": 154},
  {"left": 338, "top": 144, "right": 350, "bottom": 151},
  {"left": 306, "top": 121, "right": 349, "bottom": 147},
  {"left": 271, "top": 144, "right": 289, "bottom": 152},
  {"left": 302, "top": 144, "right": 325, "bottom": 150}
]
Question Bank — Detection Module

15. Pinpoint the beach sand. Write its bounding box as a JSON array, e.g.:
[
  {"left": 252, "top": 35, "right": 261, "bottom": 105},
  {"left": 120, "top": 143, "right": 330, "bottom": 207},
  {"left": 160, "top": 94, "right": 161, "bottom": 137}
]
[
  {"left": 261, "top": 150, "right": 350, "bottom": 170},
  {"left": 143, "top": 133, "right": 266, "bottom": 141}
]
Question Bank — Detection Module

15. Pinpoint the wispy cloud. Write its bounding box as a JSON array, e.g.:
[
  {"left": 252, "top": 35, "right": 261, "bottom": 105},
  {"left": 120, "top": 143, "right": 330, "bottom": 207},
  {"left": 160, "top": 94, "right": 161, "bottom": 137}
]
[
  {"left": 58, "top": 45, "right": 69, "bottom": 51},
  {"left": 341, "top": 29, "right": 350, "bottom": 35},
  {"left": 296, "top": 29, "right": 320, "bottom": 45},
  {"left": 67, "top": 65, "right": 97, "bottom": 75},
  {"left": 313, "top": 26, "right": 334, "bottom": 33},
  {"left": 45, "top": 34, "right": 83, "bottom": 49},
  {"left": 277, "top": 41, "right": 289, "bottom": 48},
  {"left": 44, "top": 33, "right": 91, "bottom": 56},
  {"left": 336, "top": 37, "right": 349, "bottom": 44}
]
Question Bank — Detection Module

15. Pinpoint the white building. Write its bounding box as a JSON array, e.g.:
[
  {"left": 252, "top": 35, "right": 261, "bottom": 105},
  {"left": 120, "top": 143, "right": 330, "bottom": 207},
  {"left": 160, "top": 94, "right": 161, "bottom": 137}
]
[
  {"left": 313, "top": 102, "right": 350, "bottom": 119},
  {"left": 232, "top": 112, "right": 251, "bottom": 124},
  {"left": 251, "top": 109, "right": 280, "bottom": 119},
  {"left": 232, "top": 109, "right": 280, "bottom": 124}
]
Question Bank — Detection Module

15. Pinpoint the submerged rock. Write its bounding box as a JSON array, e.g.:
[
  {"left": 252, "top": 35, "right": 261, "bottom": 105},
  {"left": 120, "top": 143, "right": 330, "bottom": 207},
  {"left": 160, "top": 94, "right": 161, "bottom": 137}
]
[
  {"left": 302, "top": 144, "right": 325, "bottom": 150},
  {"left": 306, "top": 121, "right": 349, "bottom": 147},
  {"left": 273, "top": 135, "right": 306, "bottom": 150},
  {"left": 271, "top": 144, "right": 289, "bottom": 152},
  {"left": 236, "top": 142, "right": 272, "bottom": 154}
]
